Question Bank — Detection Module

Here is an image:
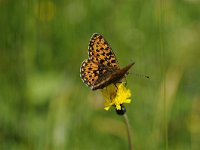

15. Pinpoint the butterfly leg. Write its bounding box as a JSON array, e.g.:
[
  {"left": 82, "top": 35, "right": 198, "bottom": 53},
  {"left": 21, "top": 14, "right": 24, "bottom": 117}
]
[{"left": 114, "top": 83, "right": 118, "bottom": 90}]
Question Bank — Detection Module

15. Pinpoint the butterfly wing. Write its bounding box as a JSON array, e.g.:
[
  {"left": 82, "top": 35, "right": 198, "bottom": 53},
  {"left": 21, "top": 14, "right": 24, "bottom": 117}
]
[
  {"left": 88, "top": 33, "right": 119, "bottom": 70},
  {"left": 80, "top": 59, "right": 99, "bottom": 88},
  {"left": 80, "top": 33, "right": 133, "bottom": 90},
  {"left": 80, "top": 58, "right": 115, "bottom": 90}
]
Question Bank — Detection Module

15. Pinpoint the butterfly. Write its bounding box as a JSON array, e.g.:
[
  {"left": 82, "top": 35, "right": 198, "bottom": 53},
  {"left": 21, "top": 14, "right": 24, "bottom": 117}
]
[{"left": 80, "top": 33, "right": 134, "bottom": 90}]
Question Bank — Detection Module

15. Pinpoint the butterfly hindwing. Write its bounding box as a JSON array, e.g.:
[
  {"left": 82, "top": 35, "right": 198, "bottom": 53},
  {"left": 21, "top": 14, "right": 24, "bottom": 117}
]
[
  {"left": 80, "top": 58, "right": 115, "bottom": 89},
  {"left": 80, "top": 59, "right": 99, "bottom": 87}
]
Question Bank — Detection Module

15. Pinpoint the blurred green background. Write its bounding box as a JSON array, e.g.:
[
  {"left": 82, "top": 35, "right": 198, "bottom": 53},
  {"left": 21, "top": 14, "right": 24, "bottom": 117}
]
[{"left": 1, "top": 0, "right": 200, "bottom": 150}]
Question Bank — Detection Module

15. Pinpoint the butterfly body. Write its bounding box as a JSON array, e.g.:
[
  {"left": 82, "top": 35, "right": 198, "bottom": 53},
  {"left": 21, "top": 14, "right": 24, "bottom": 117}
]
[
  {"left": 90, "top": 62, "right": 134, "bottom": 90},
  {"left": 80, "top": 33, "right": 134, "bottom": 90}
]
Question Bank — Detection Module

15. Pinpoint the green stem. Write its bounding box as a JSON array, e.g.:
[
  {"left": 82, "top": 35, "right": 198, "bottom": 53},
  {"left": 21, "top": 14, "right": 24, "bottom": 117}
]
[{"left": 123, "top": 113, "right": 133, "bottom": 150}]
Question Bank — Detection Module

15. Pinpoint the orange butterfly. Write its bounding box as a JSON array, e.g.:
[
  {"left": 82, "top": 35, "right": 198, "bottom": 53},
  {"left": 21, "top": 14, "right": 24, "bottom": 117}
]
[{"left": 80, "top": 33, "right": 134, "bottom": 90}]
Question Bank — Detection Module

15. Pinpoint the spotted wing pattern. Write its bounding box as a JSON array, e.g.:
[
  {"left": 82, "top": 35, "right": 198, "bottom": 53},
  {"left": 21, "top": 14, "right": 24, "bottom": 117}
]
[
  {"left": 80, "top": 59, "right": 99, "bottom": 87},
  {"left": 80, "top": 33, "right": 134, "bottom": 90},
  {"left": 88, "top": 33, "right": 119, "bottom": 69}
]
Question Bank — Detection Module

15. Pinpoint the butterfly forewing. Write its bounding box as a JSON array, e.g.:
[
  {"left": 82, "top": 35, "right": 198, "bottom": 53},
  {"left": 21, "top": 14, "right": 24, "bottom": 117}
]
[{"left": 88, "top": 33, "right": 119, "bottom": 70}]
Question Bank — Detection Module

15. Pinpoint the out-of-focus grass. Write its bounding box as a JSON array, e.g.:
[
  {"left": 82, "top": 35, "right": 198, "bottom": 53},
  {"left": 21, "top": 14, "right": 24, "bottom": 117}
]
[{"left": 0, "top": 0, "right": 200, "bottom": 150}]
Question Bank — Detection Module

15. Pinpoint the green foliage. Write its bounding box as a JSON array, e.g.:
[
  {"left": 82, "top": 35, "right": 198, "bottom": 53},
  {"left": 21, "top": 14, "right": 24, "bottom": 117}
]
[{"left": 0, "top": 0, "right": 200, "bottom": 150}]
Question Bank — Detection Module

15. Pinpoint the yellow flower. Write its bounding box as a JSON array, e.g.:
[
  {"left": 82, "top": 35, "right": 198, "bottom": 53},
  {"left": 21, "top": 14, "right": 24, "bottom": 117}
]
[{"left": 101, "top": 83, "right": 132, "bottom": 111}]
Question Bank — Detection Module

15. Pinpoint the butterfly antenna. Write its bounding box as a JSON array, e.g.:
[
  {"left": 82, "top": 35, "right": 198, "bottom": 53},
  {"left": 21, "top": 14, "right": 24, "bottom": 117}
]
[{"left": 129, "top": 72, "right": 150, "bottom": 79}]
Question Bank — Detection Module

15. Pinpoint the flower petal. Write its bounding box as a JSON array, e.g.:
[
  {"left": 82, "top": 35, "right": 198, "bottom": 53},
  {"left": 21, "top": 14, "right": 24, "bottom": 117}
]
[{"left": 101, "top": 83, "right": 132, "bottom": 110}]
